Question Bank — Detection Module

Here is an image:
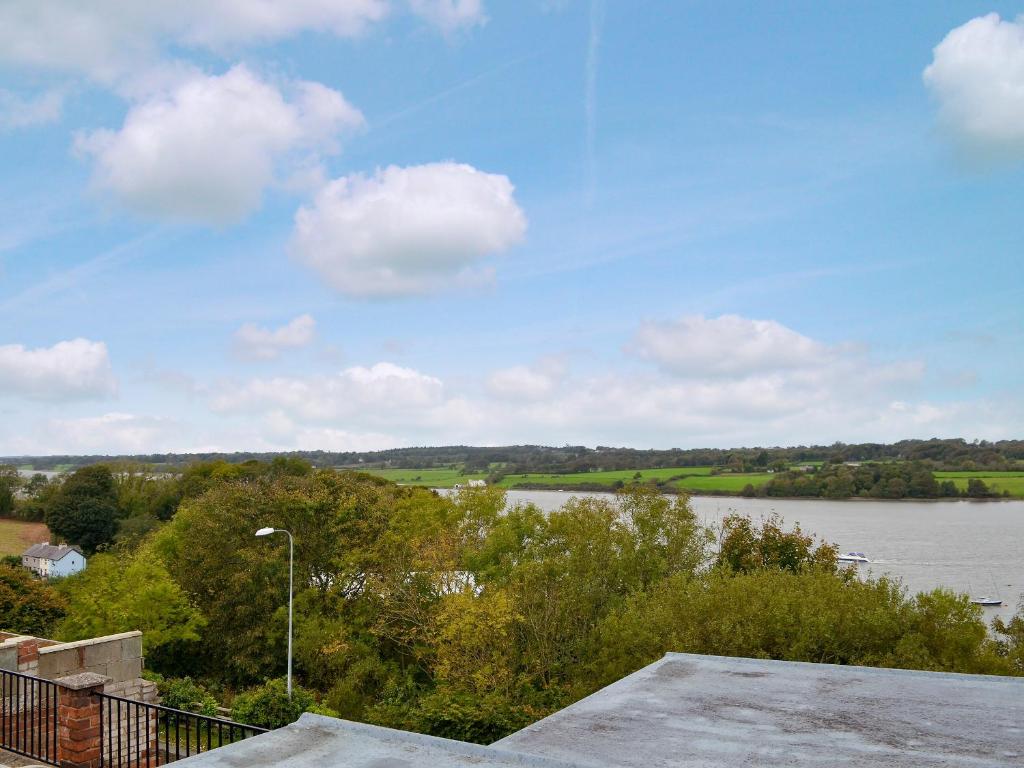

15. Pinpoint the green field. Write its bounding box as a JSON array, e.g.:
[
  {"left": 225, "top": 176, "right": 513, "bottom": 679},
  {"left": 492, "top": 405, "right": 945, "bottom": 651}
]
[
  {"left": 497, "top": 466, "right": 714, "bottom": 488},
  {"left": 360, "top": 467, "right": 1024, "bottom": 498},
  {"left": 361, "top": 468, "right": 488, "bottom": 487},
  {"left": 934, "top": 472, "right": 1024, "bottom": 497},
  {"left": 497, "top": 467, "right": 775, "bottom": 494},
  {"left": 669, "top": 473, "right": 774, "bottom": 492},
  {"left": 0, "top": 519, "right": 49, "bottom": 557}
]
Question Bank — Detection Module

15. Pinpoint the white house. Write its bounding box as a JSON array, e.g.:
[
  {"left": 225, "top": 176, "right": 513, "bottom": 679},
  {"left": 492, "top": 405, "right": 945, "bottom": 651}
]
[{"left": 21, "top": 543, "right": 86, "bottom": 578}]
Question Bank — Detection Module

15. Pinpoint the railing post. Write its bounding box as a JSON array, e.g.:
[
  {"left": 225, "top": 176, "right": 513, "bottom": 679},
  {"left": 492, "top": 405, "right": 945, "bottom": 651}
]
[{"left": 55, "top": 672, "right": 109, "bottom": 768}]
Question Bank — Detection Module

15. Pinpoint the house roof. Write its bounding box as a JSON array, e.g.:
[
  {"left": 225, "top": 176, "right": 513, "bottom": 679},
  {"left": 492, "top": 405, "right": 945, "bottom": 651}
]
[
  {"left": 170, "top": 714, "right": 585, "bottom": 768},
  {"left": 22, "top": 543, "right": 83, "bottom": 561},
  {"left": 172, "top": 653, "right": 1024, "bottom": 768},
  {"left": 495, "top": 653, "right": 1024, "bottom": 767}
]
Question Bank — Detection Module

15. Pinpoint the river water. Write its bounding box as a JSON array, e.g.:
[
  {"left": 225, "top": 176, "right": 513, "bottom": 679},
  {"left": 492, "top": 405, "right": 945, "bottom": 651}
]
[{"left": 499, "top": 490, "right": 1024, "bottom": 624}]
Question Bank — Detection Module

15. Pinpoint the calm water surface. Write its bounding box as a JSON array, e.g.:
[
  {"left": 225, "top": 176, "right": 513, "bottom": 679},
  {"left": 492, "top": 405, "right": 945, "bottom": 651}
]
[{"left": 500, "top": 490, "right": 1024, "bottom": 624}]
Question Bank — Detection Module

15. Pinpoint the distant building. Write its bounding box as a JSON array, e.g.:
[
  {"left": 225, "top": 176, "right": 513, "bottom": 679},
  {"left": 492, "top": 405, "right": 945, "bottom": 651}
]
[
  {"left": 21, "top": 542, "right": 86, "bottom": 578},
  {"left": 453, "top": 479, "right": 487, "bottom": 489}
]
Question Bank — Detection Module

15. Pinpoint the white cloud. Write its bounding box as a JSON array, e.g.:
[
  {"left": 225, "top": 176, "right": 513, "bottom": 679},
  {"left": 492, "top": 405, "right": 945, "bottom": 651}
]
[
  {"left": 0, "top": 339, "right": 116, "bottom": 400},
  {"left": 407, "top": 0, "right": 486, "bottom": 33},
  {"left": 291, "top": 162, "right": 526, "bottom": 297},
  {"left": 234, "top": 314, "right": 316, "bottom": 360},
  {"left": 76, "top": 65, "right": 364, "bottom": 224},
  {"left": 0, "top": 88, "right": 64, "bottom": 130},
  {"left": 213, "top": 362, "right": 446, "bottom": 422},
  {"left": 923, "top": 13, "right": 1024, "bottom": 159},
  {"left": 200, "top": 312, "right": 998, "bottom": 452},
  {"left": 42, "top": 412, "right": 181, "bottom": 453},
  {"left": 487, "top": 364, "right": 559, "bottom": 401},
  {"left": 0, "top": 1, "right": 389, "bottom": 84},
  {"left": 629, "top": 314, "right": 827, "bottom": 377}
]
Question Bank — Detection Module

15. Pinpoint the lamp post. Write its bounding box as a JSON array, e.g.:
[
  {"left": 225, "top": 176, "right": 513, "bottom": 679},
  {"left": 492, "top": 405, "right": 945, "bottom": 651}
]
[{"left": 255, "top": 526, "right": 293, "bottom": 698}]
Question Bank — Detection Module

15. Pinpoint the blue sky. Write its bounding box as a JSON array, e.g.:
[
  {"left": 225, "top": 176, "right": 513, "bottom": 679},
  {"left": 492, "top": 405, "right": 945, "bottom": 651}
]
[{"left": 0, "top": 1, "right": 1022, "bottom": 455}]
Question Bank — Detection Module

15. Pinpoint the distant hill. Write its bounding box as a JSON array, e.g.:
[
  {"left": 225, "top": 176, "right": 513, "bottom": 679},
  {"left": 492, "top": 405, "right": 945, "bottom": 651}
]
[{"left": 4, "top": 438, "right": 1023, "bottom": 474}]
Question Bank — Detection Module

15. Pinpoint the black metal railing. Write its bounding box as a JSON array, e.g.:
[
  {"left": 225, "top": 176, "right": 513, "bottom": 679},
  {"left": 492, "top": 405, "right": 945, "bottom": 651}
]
[
  {"left": 0, "top": 667, "right": 59, "bottom": 765},
  {"left": 95, "top": 692, "right": 268, "bottom": 767}
]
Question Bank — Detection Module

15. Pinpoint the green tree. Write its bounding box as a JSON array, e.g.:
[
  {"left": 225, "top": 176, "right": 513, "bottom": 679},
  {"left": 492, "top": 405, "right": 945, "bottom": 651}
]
[
  {"left": 55, "top": 550, "right": 205, "bottom": 673},
  {"left": 231, "top": 678, "right": 336, "bottom": 729},
  {"left": 716, "top": 514, "right": 836, "bottom": 574},
  {"left": 45, "top": 465, "right": 119, "bottom": 553},
  {"left": 0, "top": 565, "right": 67, "bottom": 635},
  {"left": 0, "top": 465, "right": 22, "bottom": 518}
]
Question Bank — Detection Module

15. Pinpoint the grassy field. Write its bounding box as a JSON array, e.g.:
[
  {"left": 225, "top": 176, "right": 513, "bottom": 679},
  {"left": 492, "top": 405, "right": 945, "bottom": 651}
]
[
  {"left": 359, "top": 467, "right": 1024, "bottom": 498},
  {"left": 497, "top": 466, "right": 715, "bottom": 488},
  {"left": 361, "top": 468, "right": 488, "bottom": 487},
  {"left": 934, "top": 472, "right": 1024, "bottom": 497},
  {"left": 0, "top": 519, "right": 49, "bottom": 557},
  {"left": 669, "top": 473, "right": 775, "bottom": 492}
]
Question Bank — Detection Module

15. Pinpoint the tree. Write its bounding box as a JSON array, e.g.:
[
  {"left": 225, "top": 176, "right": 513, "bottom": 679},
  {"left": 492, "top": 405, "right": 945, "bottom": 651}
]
[
  {"left": 0, "top": 566, "right": 67, "bottom": 635},
  {"left": 965, "top": 478, "right": 996, "bottom": 498},
  {"left": 45, "top": 465, "right": 119, "bottom": 553},
  {"left": 232, "top": 678, "right": 336, "bottom": 729},
  {"left": 716, "top": 514, "right": 836, "bottom": 574},
  {"left": 0, "top": 465, "right": 21, "bottom": 518},
  {"left": 55, "top": 550, "right": 205, "bottom": 674}
]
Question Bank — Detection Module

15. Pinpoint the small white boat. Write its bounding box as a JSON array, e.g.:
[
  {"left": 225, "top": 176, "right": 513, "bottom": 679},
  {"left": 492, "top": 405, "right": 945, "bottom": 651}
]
[
  {"left": 970, "top": 596, "right": 1003, "bottom": 607},
  {"left": 837, "top": 552, "right": 870, "bottom": 564},
  {"left": 970, "top": 575, "right": 1004, "bottom": 607}
]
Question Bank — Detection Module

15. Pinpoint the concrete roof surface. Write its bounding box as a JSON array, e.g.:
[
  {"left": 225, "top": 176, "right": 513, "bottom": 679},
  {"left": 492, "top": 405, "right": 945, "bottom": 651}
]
[
  {"left": 171, "top": 713, "right": 586, "bottom": 768},
  {"left": 171, "top": 654, "right": 1024, "bottom": 768},
  {"left": 495, "top": 653, "right": 1024, "bottom": 768}
]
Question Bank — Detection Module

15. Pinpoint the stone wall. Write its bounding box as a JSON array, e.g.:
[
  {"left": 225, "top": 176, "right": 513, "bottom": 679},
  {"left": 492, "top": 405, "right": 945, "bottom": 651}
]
[
  {"left": 0, "top": 631, "right": 161, "bottom": 768},
  {"left": 37, "top": 631, "right": 144, "bottom": 684}
]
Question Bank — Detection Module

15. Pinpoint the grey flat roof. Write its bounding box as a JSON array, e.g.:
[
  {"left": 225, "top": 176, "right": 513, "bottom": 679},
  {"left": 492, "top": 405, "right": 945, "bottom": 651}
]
[
  {"left": 171, "top": 713, "right": 585, "bottom": 768},
  {"left": 495, "top": 653, "right": 1024, "bottom": 768},
  {"left": 172, "top": 655, "right": 1024, "bottom": 768}
]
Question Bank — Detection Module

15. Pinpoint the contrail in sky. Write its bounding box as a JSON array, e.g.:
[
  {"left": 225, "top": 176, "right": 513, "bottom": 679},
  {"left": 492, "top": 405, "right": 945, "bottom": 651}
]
[{"left": 584, "top": 0, "right": 605, "bottom": 204}]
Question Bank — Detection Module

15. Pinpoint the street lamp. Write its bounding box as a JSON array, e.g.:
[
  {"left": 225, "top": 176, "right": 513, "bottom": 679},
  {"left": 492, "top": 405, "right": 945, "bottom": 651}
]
[{"left": 255, "top": 526, "right": 294, "bottom": 698}]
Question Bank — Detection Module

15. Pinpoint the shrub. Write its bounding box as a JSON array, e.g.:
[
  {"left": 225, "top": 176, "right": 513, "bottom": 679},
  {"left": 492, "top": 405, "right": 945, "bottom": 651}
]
[
  {"left": 149, "top": 674, "right": 219, "bottom": 717},
  {"left": 231, "top": 679, "right": 338, "bottom": 729}
]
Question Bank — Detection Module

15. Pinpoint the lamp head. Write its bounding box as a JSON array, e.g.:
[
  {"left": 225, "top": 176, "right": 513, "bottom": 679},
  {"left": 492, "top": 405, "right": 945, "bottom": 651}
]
[{"left": 255, "top": 527, "right": 276, "bottom": 537}]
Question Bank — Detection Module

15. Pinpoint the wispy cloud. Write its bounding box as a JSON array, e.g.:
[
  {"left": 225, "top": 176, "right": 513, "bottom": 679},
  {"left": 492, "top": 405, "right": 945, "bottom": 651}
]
[
  {"left": 0, "top": 88, "right": 65, "bottom": 131},
  {"left": 0, "top": 229, "right": 164, "bottom": 314},
  {"left": 584, "top": 0, "right": 605, "bottom": 203},
  {"left": 372, "top": 53, "right": 534, "bottom": 132}
]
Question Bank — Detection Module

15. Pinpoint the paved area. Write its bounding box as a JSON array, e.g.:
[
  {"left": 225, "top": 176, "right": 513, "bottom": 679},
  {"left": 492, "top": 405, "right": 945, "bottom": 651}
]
[{"left": 0, "top": 747, "right": 49, "bottom": 767}]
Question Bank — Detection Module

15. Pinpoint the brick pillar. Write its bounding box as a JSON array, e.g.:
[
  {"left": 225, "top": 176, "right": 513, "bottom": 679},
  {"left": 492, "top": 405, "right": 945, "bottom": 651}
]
[
  {"left": 16, "top": 638, "right": 40, "bottom": 673},
  {"left": 55, "top": 672, "right": 109, "bottom": 768}
]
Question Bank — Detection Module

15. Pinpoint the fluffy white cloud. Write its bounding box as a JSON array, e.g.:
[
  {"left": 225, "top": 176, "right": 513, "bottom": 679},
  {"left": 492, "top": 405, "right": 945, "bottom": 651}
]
[
  {"left": 924, "top": 13, "right": 1024, "bottom": 158},
  {"left": 41, "top": 413, "right": 181, "bottom": 453},
  {"left": 201, "top": 312, "right": 994, "bottom": 452},
  {"left": 234, "top": 314, "right": 316, "bottom": 360},
  {"left": 213, "top": 362, "right": 446, "bottom": 422},
  {"left": 0, "top": 88, "right": 64, "bottom": 130},
  {"left": 291, "top": 162, "right": 526, "bottom": 297},
  {"left": 408, "top": 0, "right": 486, "bottom": 33},
  {"left": 629, "top": 314, "right": 827, "bottom": 377},
  {"left": 0, "top": 1, "right": 389, "bottom": 83},
  {"left": 76, "top": 65, "right": 364, "bottom": 223},
  {"left": 487, "top": 364, "right": 560, "bottom": 401},
  {"left": 0, "top": 339, "right": 116, "bottom": 400}
]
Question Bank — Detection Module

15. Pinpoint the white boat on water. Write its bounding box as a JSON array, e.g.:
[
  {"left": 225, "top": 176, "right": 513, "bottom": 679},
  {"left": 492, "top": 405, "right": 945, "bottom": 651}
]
[
  {"left": 837, "top": 552, "right": 870, "bottom": 564},
  {"left": 970, "top": 596, "right": 1003, "bottom": 607}
]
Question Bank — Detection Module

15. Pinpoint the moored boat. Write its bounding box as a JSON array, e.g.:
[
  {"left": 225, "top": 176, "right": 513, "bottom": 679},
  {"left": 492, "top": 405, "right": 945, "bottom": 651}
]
[
  {"left": 837, "top": 552, "right": 870, "bottom": 564},
  {"left": 970, "top": 596, "right": 1003, "bottom": 607}
]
